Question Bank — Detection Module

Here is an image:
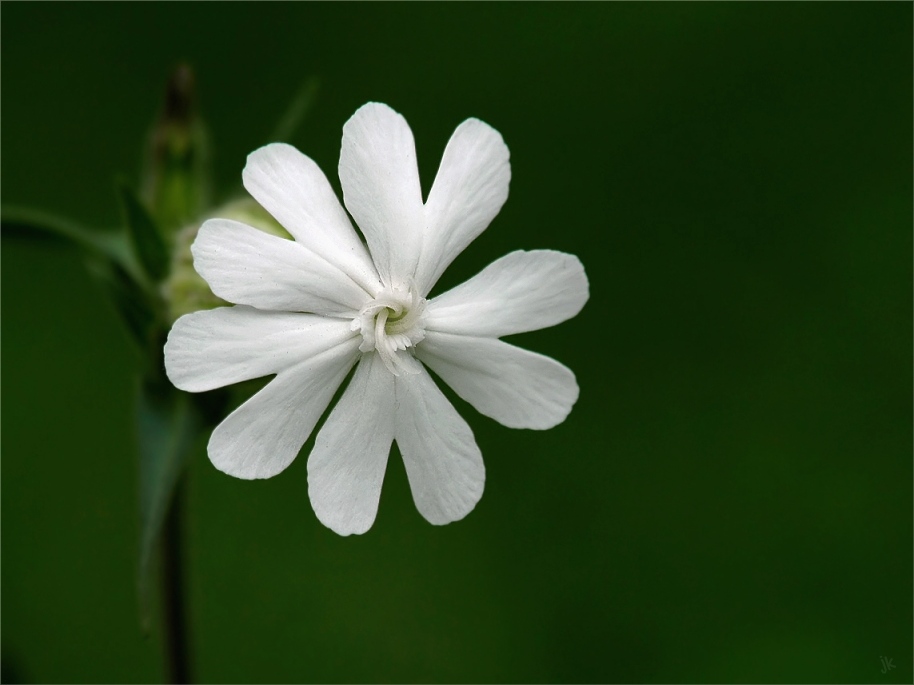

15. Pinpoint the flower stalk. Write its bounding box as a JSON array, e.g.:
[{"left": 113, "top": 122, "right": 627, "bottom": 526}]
[{"left": 162, "top": 481, "right": 192, "bottom": 685}]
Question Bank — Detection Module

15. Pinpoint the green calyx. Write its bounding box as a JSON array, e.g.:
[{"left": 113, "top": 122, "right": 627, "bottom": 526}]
[{"left": 161, "top": 198, "right": 290, "bottom": 322}]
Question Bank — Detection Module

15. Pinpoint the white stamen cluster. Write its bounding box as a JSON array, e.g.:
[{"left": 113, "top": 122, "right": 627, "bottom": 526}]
[{"left": 351, "top": 285, "right": 427, "bottom": 376}]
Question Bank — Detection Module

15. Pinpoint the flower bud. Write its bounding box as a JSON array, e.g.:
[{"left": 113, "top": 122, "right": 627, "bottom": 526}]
[
  {"left": 142, "top": 64, "right": 211, "bottom": 237},
  {"left": 162, "top": 198, "right": 290, "bottom": 322}
]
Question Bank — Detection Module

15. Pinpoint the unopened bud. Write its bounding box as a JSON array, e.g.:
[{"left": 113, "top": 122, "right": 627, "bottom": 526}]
[
  {"left": 162, "top": 199, "right": 290, "bottom": 322},
  {"left": 142, "top": 64, "right": 211, "bottom": 236}
]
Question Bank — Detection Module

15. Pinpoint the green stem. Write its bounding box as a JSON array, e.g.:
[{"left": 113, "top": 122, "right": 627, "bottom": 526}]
[{"left": 162, "top": 479, "right": 192, "bottom": 684}]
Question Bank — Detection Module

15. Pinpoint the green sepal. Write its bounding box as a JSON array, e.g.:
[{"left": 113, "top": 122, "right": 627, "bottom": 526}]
[
  {"left": 118, "top": 183, "right": 170, "bottom": 284},
  {"left": 137, "top": 378, "right": 204, "bottom": 633}
]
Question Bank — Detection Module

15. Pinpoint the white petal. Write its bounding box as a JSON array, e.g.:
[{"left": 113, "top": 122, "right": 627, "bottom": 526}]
[
  {"left": 417, "top": 332, "right": 579, "bottom": 430},
  {"left": 164, "top": 306, "right": 356, "bottom": 393},
  {"left": 416, "top": 118, "right": 511, "bottom": 295},
  {"left": 242, "top": 143, "right": 381, "bottom": 294},
  {"left": 394, "top": 368, "right": 485, "bottom": 525},
  {"left": 339, "top": 103, "right": 424, "bottom": 289},
  {"left": 426, "top": 250, "right": 589, "bottom": 337},
  {"left": 207, "top": 336, "right": 361, "bottom": 480},
  {"left": 192, "top": 219, "right": 372, "bottom": 315},
  {"left": 308, "top": 353, "right": 395, "bottom": 535}
]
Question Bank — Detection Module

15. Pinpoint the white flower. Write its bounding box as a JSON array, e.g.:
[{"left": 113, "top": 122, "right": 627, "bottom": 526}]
[{"left": 164, "top": 102, "right": 589, "bottom": 535}]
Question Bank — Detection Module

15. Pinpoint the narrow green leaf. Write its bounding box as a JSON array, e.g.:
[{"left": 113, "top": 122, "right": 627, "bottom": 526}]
[
  {"left": 1, "top": 205, "right": 139, "bottom": 277},
  {"left": 85, "top": 257, "right": 156, "bottom": 354},
  {"left": 268, "top": 77, "right": 320, "bottom": 145},
  {"left": 2, "top": 205, "right": 159, "bottom": 354},
  {"left": 118, "top": 183, "right": 170, "bottom": 283},
  {"left": 137, "top": 380, "right": 203, "bottom": 631}
]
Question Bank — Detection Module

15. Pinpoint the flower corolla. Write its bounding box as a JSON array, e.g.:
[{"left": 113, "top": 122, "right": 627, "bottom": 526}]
[{"left": 164, "top": 102, "right": 589, "bottom": 535}]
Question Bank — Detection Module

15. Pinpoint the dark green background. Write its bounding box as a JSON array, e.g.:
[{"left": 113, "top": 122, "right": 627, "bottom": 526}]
[{"left": 3, "top": 4, "right": 911, "bottom": 683}]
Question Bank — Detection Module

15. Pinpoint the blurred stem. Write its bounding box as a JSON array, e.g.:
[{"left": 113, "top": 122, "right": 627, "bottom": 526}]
[{"left": 162, "top": 478, "right": 192, "bottom": 684}]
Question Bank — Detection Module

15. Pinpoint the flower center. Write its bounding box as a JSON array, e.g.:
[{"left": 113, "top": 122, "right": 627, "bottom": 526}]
[{"left": 351, "top": 286, "right": 427, "bottom": 376}]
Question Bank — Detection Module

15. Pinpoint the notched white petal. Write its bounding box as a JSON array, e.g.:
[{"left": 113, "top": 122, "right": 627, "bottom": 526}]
[
  {"left": 339, "top": 102, "right": 425, "bottom": 289},
  {"left": 417, "top": 117, "right": 511, "bottom": 295},
  {"left": 308, "top": 353, "right": 395, "bottom": 535},
  {"left": 426, "top": 250, "right": 589, "bottom": 338},
  {"left": 417, "top": 332, "right": 579, "bottom": 430},
  {"left": 242, "top": 143, "right": 381, "bottom": 294},
  {"left": 164, "top": 306, "right": 357, "bottom": 393},
  {"left": 395, "top": 369, "right": 485, "bottom": 526},
  {"left": 208, "top": 336, "right": 361, "bottom": 480},
  {"left": 192, "top": 218, "right": 371, "bottom": 315}
]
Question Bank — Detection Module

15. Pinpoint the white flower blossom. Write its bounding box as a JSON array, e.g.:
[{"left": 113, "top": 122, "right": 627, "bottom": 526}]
[{"left": 164, "top": 102, "right": 589, "bottom": 535}]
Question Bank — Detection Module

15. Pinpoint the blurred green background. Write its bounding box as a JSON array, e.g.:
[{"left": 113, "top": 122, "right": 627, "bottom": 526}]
[{"left": 3, "top": 4, "right": 911, "bottom": 683}]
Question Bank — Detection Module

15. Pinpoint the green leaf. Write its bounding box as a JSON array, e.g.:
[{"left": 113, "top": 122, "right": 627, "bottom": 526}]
[
  {"left": 267, "top": 77, "right": 320, "bottom": 145},
  {"left": 85, "top": 257, "right": 156, "bottom": 354},
  {"left": 2, "top": 205, "right": 160, "bottom": 353},
  {"left": 137, "top": 380, "right": 203, "bottom": 631},
  {"left": 1, "top": 205, "right": 140, "bottom": 278},
  {"left": 118, "top": 183, "right": 170, "bottom": 283}
]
